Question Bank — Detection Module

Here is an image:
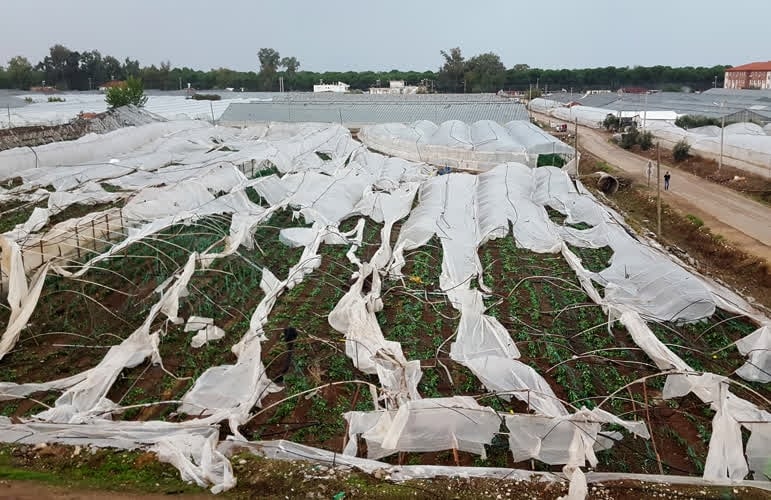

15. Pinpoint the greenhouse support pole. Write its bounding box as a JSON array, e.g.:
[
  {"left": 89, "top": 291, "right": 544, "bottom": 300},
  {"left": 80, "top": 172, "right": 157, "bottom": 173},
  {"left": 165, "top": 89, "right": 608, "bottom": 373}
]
[
  {"left": 719, "top": 112, "right": 725, "bottom": 170},
  {"left": 656, "top": 142, "right": 662, "bottom": 236},
  {"left": 574, "top": 118, "right": 579, "bottom": 177}
]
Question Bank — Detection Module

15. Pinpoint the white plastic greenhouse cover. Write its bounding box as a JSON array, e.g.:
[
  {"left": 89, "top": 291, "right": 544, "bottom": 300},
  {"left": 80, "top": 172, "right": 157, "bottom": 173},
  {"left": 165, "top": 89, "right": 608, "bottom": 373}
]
[
  {"left": 529, "top": 98, "right": 771, "bottom": 177},
  {"left": 0, "top": 120, "right": 769, "bottom": 497},
  {"left": 645, "top": 121, "right": 771, "bottom": 178},
  {"left": 1, "top": 94, "right": 252, "bottom": 129},
  {"left": 359, "top": 120, "right": 574, "bottom": 170}
]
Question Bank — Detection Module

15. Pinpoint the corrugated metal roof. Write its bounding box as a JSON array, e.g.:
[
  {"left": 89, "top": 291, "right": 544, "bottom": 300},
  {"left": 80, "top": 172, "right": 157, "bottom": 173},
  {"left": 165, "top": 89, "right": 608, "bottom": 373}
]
[
  {"left": 544, "top": 89, "right": 771, "bottom": 120},
  {"left": 220, "top": 100, "right": 529, "bottom": 125}
]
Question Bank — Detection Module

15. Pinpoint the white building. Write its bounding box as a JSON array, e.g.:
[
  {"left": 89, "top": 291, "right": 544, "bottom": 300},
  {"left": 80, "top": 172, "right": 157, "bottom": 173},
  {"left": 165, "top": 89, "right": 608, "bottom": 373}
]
[
  {"left": 369, "top": 80, "right": 420, "bottom": 95},
  {"left": 313, "top": 81, "right": 350, "bottom": 93}
]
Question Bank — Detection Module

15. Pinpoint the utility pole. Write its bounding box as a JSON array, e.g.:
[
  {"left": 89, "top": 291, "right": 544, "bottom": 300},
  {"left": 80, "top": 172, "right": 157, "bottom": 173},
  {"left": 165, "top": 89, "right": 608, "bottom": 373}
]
[
  {"left": 719, "top": 107, "right": 725, "bottom": 171},
  {"left": 574, "top": 118, "right": 579, "bottom": 177},
  {"left": 647, "top": 161, "right": 652, "bottom": 187},
  {"left": 656, "top": 142, "right": 662, "bottom": 236}
]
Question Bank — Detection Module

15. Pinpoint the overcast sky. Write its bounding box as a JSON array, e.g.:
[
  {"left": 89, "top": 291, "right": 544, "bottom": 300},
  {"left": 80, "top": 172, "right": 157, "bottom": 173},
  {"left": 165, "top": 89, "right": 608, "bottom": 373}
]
[{"left": 1, "top": 0, "right": 768, "bottom": 72}]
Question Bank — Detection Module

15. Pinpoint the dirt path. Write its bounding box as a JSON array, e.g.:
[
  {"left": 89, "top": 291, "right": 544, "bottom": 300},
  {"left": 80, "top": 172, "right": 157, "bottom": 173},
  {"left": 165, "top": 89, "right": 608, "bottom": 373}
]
[{"left": 533, "top": 111, "right": 771, "bottom": 263}]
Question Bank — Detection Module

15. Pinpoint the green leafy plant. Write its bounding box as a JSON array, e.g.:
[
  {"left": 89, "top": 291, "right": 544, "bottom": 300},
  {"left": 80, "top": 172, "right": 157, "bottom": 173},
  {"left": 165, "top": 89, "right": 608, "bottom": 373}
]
[
  {"left": 191, "top": 93, "right": 221, "bottom": 101},
  {"left": 638, "top": 130, "right": 654, "bottom": 151},
  {"left": 685, "top": 214, "right": 704, "bottom": 228},
  {"left": 675, "top": 115, "right": 721, "bottom": 129},
  {"left": 105, "top": 76, "right": 148, "bottom": 108},
  {"left": 673, "top": 139, "right": 691, "bottom": 162},
  {"left": 602, "top": 114, "right": 620, "bottom": 132}
]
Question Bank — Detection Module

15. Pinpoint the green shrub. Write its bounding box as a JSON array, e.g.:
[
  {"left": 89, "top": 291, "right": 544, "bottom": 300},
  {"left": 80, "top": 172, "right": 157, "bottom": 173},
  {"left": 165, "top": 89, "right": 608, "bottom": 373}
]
[
  {"left": 685, "top": 214, "right": 704, "bottom": 228},
  {"left": 675, "top": 115, "right": 721, "bottom": 129},
  {"left": 47, "top": 96, "right": 65, "bottom": 103},
  {"left": 638, "top": 130, "right": 654, "bottom": 151},
  {"left": 23, "top": 97, "right": 34, "bottom": 103},
  {"left": 602, "top": 114, "right": 620, "bottom": 132},
  {"left": 536, "top": 154, "right": 566, "bottom": 167},
  {"left": 105, "top": 76, "right": 148, "bottom": 108},
  {"left": 619, "top": 128, "right": 639, "bottom": 149},
  {"left": 191, "top": 93, "right": 221, "bottom": 101},
  {"left": 673, "top": 139, "right": 691, "bottom": 161}
]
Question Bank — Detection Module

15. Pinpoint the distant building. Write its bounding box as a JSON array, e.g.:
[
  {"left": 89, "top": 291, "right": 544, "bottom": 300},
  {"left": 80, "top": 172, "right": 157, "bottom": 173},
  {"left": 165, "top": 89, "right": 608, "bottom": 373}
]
[
  {"left": 369, "top": 80, "right": 420, "bottom": 95},
  {"left": 28, "top": 86, "right": 58, "bottom": 93},
  {"left": 724, "top": 62, "right": 771, "bottom": 90},
  {"left": 98, "top": 80, "right": 127, "bottom": 92},
  {"left": 618, "top": 87, "right": 649, "bottom": 95},
  {"left": 313, "top": 81, "right": 350, "bottom": 93}
]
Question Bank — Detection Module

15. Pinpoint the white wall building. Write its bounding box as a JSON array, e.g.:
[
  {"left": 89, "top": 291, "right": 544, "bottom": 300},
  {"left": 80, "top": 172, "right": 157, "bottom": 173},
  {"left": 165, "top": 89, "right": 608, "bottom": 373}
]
[
  {"left": 313, "top": 81, "right": 350, "bottom": 93},
  {"left": 369, "top": 80, "right": 420, "bottom": 95}
]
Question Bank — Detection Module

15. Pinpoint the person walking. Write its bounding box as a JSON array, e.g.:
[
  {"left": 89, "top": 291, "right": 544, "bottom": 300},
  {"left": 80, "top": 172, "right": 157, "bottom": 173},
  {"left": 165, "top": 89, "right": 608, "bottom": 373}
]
[{"left": 664, "top": 171, "right": 671, "bottom": 191}]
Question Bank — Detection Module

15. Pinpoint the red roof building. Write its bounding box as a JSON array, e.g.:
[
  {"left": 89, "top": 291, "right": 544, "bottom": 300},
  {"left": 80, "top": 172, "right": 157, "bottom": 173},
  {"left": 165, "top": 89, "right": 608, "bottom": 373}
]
[
  {"left": 724, "top": 62, "right": 771, "bottom": 90},
  {"left": 98, "top": 80, "right": 127, "bottom": 92}
]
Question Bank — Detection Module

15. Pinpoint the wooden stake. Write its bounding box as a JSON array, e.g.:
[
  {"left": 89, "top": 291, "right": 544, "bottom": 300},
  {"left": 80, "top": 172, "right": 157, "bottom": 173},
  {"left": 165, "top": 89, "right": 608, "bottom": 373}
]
[
  {"left": 643, "top": 381, "right": 664, "bottom": 474},
  {"left": 656, "top": 142, "right": 662, "bottom": 236},
  {"left": 75, "top": 225, "right": 81, "bottom": 259}
]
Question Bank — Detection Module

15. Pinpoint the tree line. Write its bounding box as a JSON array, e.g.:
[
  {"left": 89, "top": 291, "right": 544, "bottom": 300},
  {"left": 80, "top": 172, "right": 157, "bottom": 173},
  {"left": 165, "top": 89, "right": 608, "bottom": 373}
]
[{"left": 0, "top": 44, "right": 729, "bottom": 93}]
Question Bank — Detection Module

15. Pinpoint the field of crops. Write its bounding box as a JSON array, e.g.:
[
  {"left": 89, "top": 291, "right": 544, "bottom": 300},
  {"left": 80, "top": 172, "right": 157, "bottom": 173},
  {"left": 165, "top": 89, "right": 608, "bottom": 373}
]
[{"left": 0, "top": 120, "right": 768, "bottom": 494}]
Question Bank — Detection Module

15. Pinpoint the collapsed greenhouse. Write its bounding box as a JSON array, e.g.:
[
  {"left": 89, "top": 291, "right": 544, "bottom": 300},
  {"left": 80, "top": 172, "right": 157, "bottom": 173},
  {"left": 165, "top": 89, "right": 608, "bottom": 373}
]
[{"left": 0, "top": 115, "right": 769, "bottom": 498}]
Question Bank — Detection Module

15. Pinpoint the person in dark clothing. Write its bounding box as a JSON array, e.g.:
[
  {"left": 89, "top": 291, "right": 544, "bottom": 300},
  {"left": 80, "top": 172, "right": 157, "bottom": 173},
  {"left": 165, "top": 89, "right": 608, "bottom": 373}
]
[{"left": 664, "top": 171, "right": 671, "bottom": 191}]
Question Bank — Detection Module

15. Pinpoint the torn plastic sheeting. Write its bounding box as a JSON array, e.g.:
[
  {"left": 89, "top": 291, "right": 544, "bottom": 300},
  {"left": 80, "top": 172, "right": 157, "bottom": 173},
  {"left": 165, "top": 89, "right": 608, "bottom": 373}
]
[
  {"left": 51, "top": 189, "right": 263, "bottom": 280},
  {"left": 328, "top": 262, "right": 422, "bottom": 405},
  {"left": 2, "top": 206, "right": 50, "bottom": 242},
  {"left": 0, "top": 121, "right": 209, "bottom": 182},
  {"left": 190, "top": 326, "right": 226, "bottom": 349},
  {"left": 0, "top": 418, "right": 233, "bottom": 494},
  {"left": 735, "top": 326, "right": 771, "bottom": 383},
  {"left": 466, "top": 357, "right": 568, "bottom": 417},
  {"left": 704, "top": 381, "right": 749, "bottom": 481},
  {"left": 28, "top": 254, "right": 197, "bottom": 422},
  {"left": 177, "top": 338, "right": 280, "bottom": 425},
  {"left": 185, "top": 317, "right": 225, "bottom": 349},
  {"left": 344, "top": 397, "right": 501, "bottom": 460},
  {"left": 0, "top": 416, "right": 219, "bottom": 448},
  {"left": 504, "top": 409, "right": 649, "bottom": 466},
  {"left": 449, "top": 289, "right": 519, "bottom": 361},
  {"left": 47, "top": 182, "right": 122, "bottom": 214},
  {"left": 0, "top": 237, "right": 50, "bottom": 360},
  {"left": 154, "top": 431, "right": 235, "bottom": 494},
  {"left": 746, "top": 423, "right": 771, "bottom": 480},
  {"left": 218, "top": 440, "right": 771, "bottom": 491},
  {"left": 221, "top": 439, "right": 564, "bottom": 483},
  {"left": 541, "top": 168, "right": 715, "bottom": 322},
  {"left": 616, "top": 310, "right": 771, "bottom": 481}
]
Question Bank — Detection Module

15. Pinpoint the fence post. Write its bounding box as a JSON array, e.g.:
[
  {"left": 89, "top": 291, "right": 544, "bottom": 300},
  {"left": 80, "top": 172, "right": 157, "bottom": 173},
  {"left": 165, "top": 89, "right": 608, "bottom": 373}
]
[{"left": 91, "top": 219, "right": 97, "bottom": 251}]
